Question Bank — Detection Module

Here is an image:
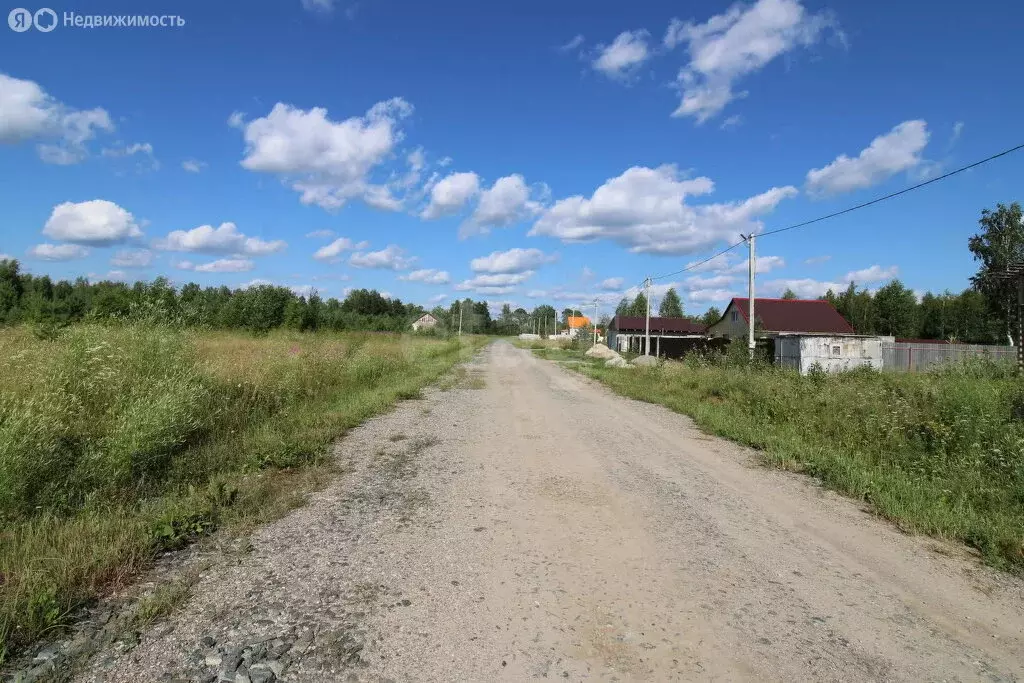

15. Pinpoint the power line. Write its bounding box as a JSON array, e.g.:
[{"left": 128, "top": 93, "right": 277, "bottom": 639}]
[
  {"left": 760, "top": 142, "right": 1024, "bottom": 239},
  {"left": 650, "top": 240, "right": 745, "bottom": 282},
  {"left": 643, "top": 141, "right": 1024, "bottom": 284}
]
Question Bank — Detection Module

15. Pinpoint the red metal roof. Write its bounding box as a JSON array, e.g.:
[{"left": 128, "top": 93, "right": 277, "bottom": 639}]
[
  {"left": 725, "top": 298, "right": 854, "bottom": 334},
  {"left": 611, "top": 316, "right": 707, "bottom": 334}
]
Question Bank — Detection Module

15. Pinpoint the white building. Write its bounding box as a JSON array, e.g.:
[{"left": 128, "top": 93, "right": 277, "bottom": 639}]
[
  {"left": 411, "top": 313, "right": 439, "bottom": 331},
  {"left": 775, "top": 334, "right": 894, "bottom": 374}
]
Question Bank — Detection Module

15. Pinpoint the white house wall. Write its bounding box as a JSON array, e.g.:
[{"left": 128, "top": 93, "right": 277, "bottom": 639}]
[{"left": 792, "top": 336, "right": 885, "bottom": 374}]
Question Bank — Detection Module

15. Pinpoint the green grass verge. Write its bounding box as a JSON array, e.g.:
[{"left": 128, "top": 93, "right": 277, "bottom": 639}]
[
  {"left": 0, "top": 325, "right": 487, "bottom": 661},
  {"left": 543, "top": 350, "right": 1024, "bottom": 572}
]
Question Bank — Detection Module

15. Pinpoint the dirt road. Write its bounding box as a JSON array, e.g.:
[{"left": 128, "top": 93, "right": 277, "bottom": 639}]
[{"left": 79, "top": 341, "right": 1024, "bottom": 682}]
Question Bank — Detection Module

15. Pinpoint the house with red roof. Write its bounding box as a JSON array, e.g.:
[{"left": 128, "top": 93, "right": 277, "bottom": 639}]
[
  {"left": 708, "top": 297, "right": 855, "bottom": 338},
  {"left": 709, "top": 298, "right": 889, "bottom": 374}
]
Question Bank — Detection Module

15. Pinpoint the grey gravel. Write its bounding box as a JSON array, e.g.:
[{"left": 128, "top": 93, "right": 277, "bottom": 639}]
[{"left": 55, "top": 341, "right": 1024, "bottom": 681}]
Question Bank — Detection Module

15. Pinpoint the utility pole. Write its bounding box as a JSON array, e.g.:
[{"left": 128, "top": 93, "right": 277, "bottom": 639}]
[
  {"left": 458, "top": 299, "right": 463, "bottom": 336},
  {"left": 746, "top": 234, "right": 756, "bottom": 360},
  {"left": 593, "top": 300, "right": 599, "bottom": 346},
  {"left": 644, "top": 277, "right": 652, "bottom": 356}
]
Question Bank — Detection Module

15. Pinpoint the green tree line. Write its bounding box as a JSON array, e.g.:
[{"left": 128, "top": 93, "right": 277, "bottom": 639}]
[{"left": 0, "top": 260, "right": 504, "bottom": 335}]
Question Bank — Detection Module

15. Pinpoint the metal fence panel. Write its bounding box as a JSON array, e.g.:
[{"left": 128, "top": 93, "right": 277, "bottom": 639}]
[{"left": 881, "top": 342, "right": 1015, "bottom": 371}]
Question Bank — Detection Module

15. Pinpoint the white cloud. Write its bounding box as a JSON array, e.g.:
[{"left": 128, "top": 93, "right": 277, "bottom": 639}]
[
  {"left": 804, "top": 254, "right": 831, "bottom": 265},
  {"left": 0, "top": 73, "right": 115, "bottom": 164},
  {"left": 461, "top": 174, "right": 545, "bottom": 238},
  {"left": 684, "top": 274, "right": 737, "bottom": 289},
  {"left": 301, "top": 0, "right": 334, "bottom": 12},
  {"left": 348, "top": 245, "right": 415, "bottom": 270},
  {"left": 530, "top": 164, "right": 796, "bottom": 255},
  {"left": 720, "top": 115, "right": 742, "bottom": 130},
  {"left": 227, "top": 111, "right": 246, "bottom": 128},
  {"left": 437, "top": 156, "right": 453, "bottom": 167},
  {"left": 86, "top": 270, "right": 128, "bottom": 283},
  {"left": 762, "top": 277, "right": 844, "bottom": 298},
  {"left": 0, "top": 254, "right": 11, "bottom": 261},
  {"left": 398, "top": 147, "right": 426, "bottom": 189},
  {"left": 182, "top": 159, "right": 206, "bottom": 173},
  {"left": 43, "top": 200, "right": 142, "bottom": 245},
  {"left": 764, "top": 264, "right": 898, "bottom": 298},
  {"left": 28, "top": 243, "right": 89, "bottom": 261},
  {"left": 102, "top": 142, "right": 152, "bottom": 157},
  {"left": 559, "top": 34, "right": 585, "bottom": 52},
  {"left": 455, "top": 271, "right": 534, "bottom": 294},
  {"left": 305, "top": 229, "right": 335, "bottom": 239},
  {"left": 102, "top": 141, "right": 159, "bottom": 172},
  {"left": 806, "top": 120, "right": 930, "bottom": 195},
  {"left": 622, "top": 280, "right": 687, "bottom": 301},
  {"left": 950, "top": 121, "right": 964, "bottom": 148},
  {"left": 110, "top": 248, "right": 153, "bottom": 268},
  {"left": 420, "top": 171, "right": 480, "bottom": 219},
  {"left": 400, "top": 268, "right": 451, "bottom": 284},
  {"left": 687, "top": 288, "right": 738, "bottom": 303},
  {"left": 310, "top": 273, "right": 351, "bottom": 282},
  {"left": 239, "top": 98, "right": 413, "bottom": 211},
  {"left": 726, "top": 255, "right": 786, "bottom": 274},
  {"left": 593, "top": 30, "right": 650, "bottom": 80},
  {"left": 0, "top": 74, "right": 53, "bottom": 142},
  {"left": 428, "top": 293, "right": 449, "bottom": 304},
  {"left": 666, "top": 0, "right": 838, "bottom": 122},
  {"left": 290, "top": 284, "right": 317, "bottom": 298},
  {"left": 526, "top": 289, "right": 615, "bottom": 304},
  {"left": 175, "top": 258, "right": 255, "bottom": 273},
  {"left": 157, "top": 222, "right": 286, "bottom": 257},
  {"left": 684, "top": 253, "right": 732, "bottom": 273},
  {"left": 599, "top": 277, "right": 625, "bottom": 291},
  {"left": 842, "top": 264, "right": 898, "bottom": 283},
  {"left": 470, "top": 247, "right": 556, "bottom": 274},
  {"left": 313, "top": 237, "right": 358, "bottom": 262}
]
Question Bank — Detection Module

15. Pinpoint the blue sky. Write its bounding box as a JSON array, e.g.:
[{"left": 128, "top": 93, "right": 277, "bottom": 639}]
[{"left": 1, "top": 0, "right": 1022, "bottom": 314}]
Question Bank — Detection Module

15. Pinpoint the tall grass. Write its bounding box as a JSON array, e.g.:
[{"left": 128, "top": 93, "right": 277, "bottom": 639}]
[
  {"left": 0, "top": 325, "right": 484, "bottom": 660},
  {"left": 577, "top": 356, "right": 1024, "bottom": 571}
]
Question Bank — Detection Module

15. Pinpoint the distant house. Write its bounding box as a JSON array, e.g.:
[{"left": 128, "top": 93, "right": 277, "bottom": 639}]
[
  {"left": 709, "top": 298, "right": 891, "bottom": 374},
  {"left": 708, "top": 298, "right": 854, "bottom": 338},
  {"left": 411, "top": 313, "right": 438, "bottom": 332},
  {"left": 567, "top": 315, "right": 591, "bottom": 330},
  {"left": 607, "top": 316, "right": 707, "bottom": 357}
]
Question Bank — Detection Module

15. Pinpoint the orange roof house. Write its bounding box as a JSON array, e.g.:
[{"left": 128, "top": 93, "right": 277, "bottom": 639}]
[{"left": 567, "top": 315, "right": 591, "bottom": 329}]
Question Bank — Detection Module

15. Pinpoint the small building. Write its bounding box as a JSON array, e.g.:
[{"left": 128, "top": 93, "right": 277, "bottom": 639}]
[
  {"left": 775, "top": 334, "right": 893, "bottom": 374},
  {"left": 607, "top": 316, "right": 707, "bottom": 358},
  {"left": 708, "top": 297, "right": 855, "bottom": 338},
  {"left": 411, "top": 313, "right": 438, "bottom": 332}
]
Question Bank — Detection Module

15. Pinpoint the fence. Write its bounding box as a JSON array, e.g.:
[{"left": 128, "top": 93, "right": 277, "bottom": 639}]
[{"left": 881, "top": 341, "right": 1015, "bottom": 371}]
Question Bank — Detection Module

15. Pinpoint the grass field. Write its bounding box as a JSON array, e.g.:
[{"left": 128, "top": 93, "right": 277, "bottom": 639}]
[
  {"left": 536, "top": 348, "right": 1024, "bottom": 572},
  {"left": 0, "top": 324, "right": 485, "bottom": 660}
]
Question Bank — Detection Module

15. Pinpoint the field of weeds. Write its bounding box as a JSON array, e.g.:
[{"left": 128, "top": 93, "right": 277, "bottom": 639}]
[
  {"left": 0, "top": 325, "right": 484, "bottom": 660},
  {"left": 536, "top": 346, "right": 1024, "bottom": 572}
]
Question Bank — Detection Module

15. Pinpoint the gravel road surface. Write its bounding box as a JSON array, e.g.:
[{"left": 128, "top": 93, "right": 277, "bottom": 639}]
[{"left": 74, "top": 341, "right": 1024, "bottom": 682}]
